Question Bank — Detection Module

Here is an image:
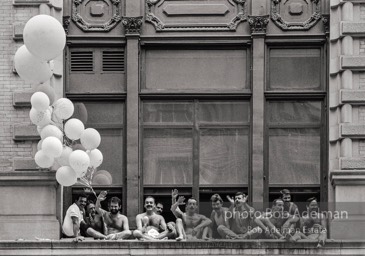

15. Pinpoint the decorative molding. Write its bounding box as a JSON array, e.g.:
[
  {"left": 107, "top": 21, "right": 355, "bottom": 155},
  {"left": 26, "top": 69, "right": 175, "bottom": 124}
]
[
  {"left": 72, "top": 0, "right": 122, "bottom": 32},
  {"left": 146, "top": 0, "right": 247, "bottom": 32},
  {"left": 271, "top": 0, "right": 321, "bottom": 31},
  {"left": 63, "top": 16, "right": 71, "bottom": 35},
  {"left": 121, "top": 16, "right": 143, "bottom": 34},
  {"left": 13, "top": 0, "right": 49, "bottom": 6},
  {"left": 322, "top": 14, "right": 329, "bottom": 33},
  {"left": 248, "top": 15, "right": 269, "bottom": 34}
]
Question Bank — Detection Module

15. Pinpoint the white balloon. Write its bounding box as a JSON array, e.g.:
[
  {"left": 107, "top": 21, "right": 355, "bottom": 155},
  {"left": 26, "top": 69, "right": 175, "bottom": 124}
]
[
  {"left": 56, "top": 166, "right": 77, "bottom": 187},
  {"left": 31, "top": 92, "right": 50, "bottom": 111},
  {"left": 42, "top": 136, "right": 63, "bottom": 157},
  {"left": 40, "top": 124, "right": 63, "bottom": 141},
  {"left": 35, "top": 150, "right": 54, "bottom": 168},
  {"left": 92, "top": 170, "right": 112, "bottom": 185},
  {"left": 53, "top": 98, "right": 74, "bottom": 120},
  {"left": 14, "top": 45, "right": 53, "bottom": 84},
  {"left": 37, "top": 139, "right": 43, "bottom": 151},
  {"left": 68, "top": 150, "right": 90, "bottom": 177},
  {"left": 51, "top": 160, "right": 62, "bottom": 171},
  {"left": 64, "top": 118, "right": 85, "bottom": 140},
  {"left": 23, "top": 15, "right": 66, "bottom": 61},
  {"left": 87, "top": 149, "right": 103, "bottom": 168},
  {"left": 80, "top": 128, "right": 101, "bottom": 150},
  {"left": 56, "top": 146, "right": 73, "bottom": 166},
  {"left": 29, "top": 108, "right": 51, "bottom": 126}
]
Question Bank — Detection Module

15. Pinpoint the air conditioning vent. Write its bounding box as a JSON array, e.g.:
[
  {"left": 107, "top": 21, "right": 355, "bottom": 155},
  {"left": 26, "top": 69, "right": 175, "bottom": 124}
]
[
  {"left": 102, "top": 51, "right": 125, "bottom": 72},
  {"left": 70, "top": 51, "right": 93, "bottom": 72}
]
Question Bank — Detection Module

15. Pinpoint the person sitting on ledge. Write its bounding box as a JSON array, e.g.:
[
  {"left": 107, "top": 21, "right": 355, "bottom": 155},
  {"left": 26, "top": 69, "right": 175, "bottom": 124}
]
[
  {"left": 153, "top": 201, "right": 178, "bottom": 240},
  {"left": 286, "top": 197, "right": 328, "bottom": 247},
  {"left": 96, "top": 191, "right": 132, "bottom": 240},
  {"left": 84, "top": 200, "right": 104, "bottom": 235},
  {"left": 280, "top": 189, "right": 300, "bottom": 236},
  {"left": 133, "top": 196, "right": 168, "bottom": 240},
  {"left": 207, "top": 194, "right": 230, "bottom": 239},
  {"left": 217, "top": 192, "right": 261, "bottom": 240},
  {"left": 254, "top": 198, "right": 286, "bottom": 239},
  {"left": 62, "top": 194, "right": 106, "bottom": 240},
  {"left": 171, "top": 190, "right": 212, "bottom": 241}
]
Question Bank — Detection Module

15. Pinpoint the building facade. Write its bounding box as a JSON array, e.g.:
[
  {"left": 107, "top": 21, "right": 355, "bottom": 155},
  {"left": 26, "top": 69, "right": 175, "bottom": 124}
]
[{"left": 0, "top": 0, "right": 365, "bottom": 254}]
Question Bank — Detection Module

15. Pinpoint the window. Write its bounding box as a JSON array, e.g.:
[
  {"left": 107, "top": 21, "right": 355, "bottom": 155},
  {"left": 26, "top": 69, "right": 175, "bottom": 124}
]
[
  {"left": 142, "top": 100, "right": 250, "bottom": 219},
  {"left": 265, "top": 45, "right": 327, "bottom": 209}
]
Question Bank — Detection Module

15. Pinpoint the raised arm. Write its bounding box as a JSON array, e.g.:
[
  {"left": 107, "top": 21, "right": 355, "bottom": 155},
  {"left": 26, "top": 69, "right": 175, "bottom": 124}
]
[
  {"left": 171, "top": 195, "right": 185, "bottom": 218},
  {"left": 96, "top": 191, "right": 107, "bottom": 215}
]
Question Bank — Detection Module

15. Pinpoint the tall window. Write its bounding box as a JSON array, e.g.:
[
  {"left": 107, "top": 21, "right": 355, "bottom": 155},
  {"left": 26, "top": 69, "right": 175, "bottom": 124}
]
[
  {"left": 265, "top": 45, "right": 327, "bottom": 209},
  {"left": 142, "top": 100, "right": 250, "bottom": 219}
]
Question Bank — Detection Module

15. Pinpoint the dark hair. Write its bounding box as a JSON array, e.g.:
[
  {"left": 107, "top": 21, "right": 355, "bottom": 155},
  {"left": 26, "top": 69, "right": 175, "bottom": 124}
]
[
  {"left": 108, "top": 196, "right": 121, "bottom": 207},
  {"left": 235, "top": 192, "right": 246, "bottom": 197},
  {"left": 210, "top": 194, "right": 223, "bottom": 203},
  {"left": 86, "top": 199, "right": 95, "bottom": 205},
  {"left": 280, "top": 189, "right": 291, "bottom": 195},
  {"left": 306, "top": 197, "right": 317, "bottom": 206},
  {"left": 76, "top": 194, "right": 88, "bottom": 201}
]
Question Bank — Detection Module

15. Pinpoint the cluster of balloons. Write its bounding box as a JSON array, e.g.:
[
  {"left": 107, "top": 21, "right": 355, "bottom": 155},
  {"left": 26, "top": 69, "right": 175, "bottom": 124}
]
[{"left": 15, "top": 15, "right": 104, "bottom": 188}]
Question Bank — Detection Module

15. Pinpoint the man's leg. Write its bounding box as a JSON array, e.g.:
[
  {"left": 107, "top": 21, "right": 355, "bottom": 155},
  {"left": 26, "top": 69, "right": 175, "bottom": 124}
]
[
  {"left": 132, "top": 229, "right": 157, "bottom": 241},
  {"left": 86, "top": 227, "right": 106, "bottom": 239},
  {"left": 175, "top": 218, "right": 186, "bottom": 241},
  {"left": 106, "top": 230, "right": 132, "bottom": 240},
  {"left": 217, "top": 225, "right": 239, "bottom": 239}
]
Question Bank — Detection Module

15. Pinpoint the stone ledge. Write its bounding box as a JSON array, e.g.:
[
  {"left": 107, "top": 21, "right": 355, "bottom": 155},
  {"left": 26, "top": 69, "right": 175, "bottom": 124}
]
[
  {"left": 13, "top": 124, "right": 39, "bottom": 141},
  {"left": 341, "top": 90, "right": 365, "bottom": 104},
  {"left": 0, "top": 171, "right": 56, "bottom": 186},
  {"left": 331, "top": 170, "right": 365, "bottom": 186},
  {"left": 13, "top": 91, "right": 33, "bottom": 108},
  {"left": 12, "top": 0, "right": 50, "bottom": 6},
  {"left": 13, "top": 158, "right": 38, "bottom": 171},
  {"left": 0, "top": 240, "right": 364, "bottom": 255},
  {"left": 341, "top": 124, "right": 365, "bottom": 138}
]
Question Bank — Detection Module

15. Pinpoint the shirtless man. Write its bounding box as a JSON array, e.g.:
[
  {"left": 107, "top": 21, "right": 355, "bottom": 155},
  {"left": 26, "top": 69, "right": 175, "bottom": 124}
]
[
  {"left": 133, "top": 196, "right": 168, "bottom": 240},
  {"left": 280, "top": 189, "right": 300, "bottom": 235},
  {"left": 254, "top": 198, "right": 286, "bottom": 239},
  {"left": 208, "top": 194, "right": 230, "bottom": 239},
  {"left": 96, "top": 191, "right": 132, "bottom": 240},
  {"left": 153, "top": 201, "right": 177, "bottom": 240},
  {"left": 217, "top": 192, "right": 261, "bottom": 239},
  {"left": 84, "top": 200, "right": 104, "bottom": 235},
  {"left": 171, "top": 191, "right": 212, "bottom": 241}
]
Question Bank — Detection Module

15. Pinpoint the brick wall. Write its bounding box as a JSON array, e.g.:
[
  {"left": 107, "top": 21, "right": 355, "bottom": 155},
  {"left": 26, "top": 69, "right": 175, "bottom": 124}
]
[{"left": 0, "top": 1, "right": 38, "bottom": 171}]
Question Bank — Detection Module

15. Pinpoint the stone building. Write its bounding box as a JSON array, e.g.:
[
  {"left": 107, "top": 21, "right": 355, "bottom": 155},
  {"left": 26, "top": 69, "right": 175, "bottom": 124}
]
[{"left": 0, "top": 0, "right": 364, "bottom": 255}]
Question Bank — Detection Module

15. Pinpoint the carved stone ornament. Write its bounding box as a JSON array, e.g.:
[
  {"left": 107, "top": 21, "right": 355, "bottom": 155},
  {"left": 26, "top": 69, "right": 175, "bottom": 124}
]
[
  {"left": 145, "top": 0, "right": 247, "bottom": 32},
  {"left": 271, "top": 0, "right": 321, "bottom": 31},
  {"left": 72, "top": 0, "right": 122, "bottom": 32},
  {"left": 122, "top": 16, "right": 143, "bottom": 34},
  {"left": 248, "top": 15, "right": 269, "bottom": 34},
  {"left": 322, "top": 14, "right": 329, "bottom": 33},
  {"left": 63, "top": 16, "right": 71, "bottom": 35}
]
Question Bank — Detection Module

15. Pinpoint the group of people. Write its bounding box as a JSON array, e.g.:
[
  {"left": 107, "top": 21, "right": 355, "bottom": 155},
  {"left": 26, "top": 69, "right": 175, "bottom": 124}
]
[{"left": 62, "top": 189, "right": 327, "bottom": 247}]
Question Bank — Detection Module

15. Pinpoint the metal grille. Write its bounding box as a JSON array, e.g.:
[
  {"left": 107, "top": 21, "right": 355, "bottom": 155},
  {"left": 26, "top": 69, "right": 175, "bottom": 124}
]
[
  {"left": 102, "top": 51, "right": 125, "bottom": 72},
  {"left": 70, "top": 51, "right": 93, "bottom": 72}
]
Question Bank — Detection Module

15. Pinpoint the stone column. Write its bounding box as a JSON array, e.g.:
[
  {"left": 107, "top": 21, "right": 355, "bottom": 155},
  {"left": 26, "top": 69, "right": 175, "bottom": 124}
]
[{"left": 248, "top": 2, "right": 269, "bottom": 209}]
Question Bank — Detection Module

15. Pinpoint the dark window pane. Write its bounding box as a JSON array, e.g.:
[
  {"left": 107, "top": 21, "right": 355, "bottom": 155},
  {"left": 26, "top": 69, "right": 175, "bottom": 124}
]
[
  {"left": 198, "top": 102, "right": 250, "bottom": 123},
  {"left": 269, "top": 49, "right": 321, "bottom": 90},
  {"left": 73, "top": 102, "right": 123, "bottom": 127},
  {"left": 268, "top": 101, "right": 321, "bottom": 124},
  {"left": 143, "top": 129, "right": 193, "bottom": 185},
  {"left": 145, "top": 49, "right": 247, "bottom": 90},
  {"left": 143, "top": 102, "right": 193, "bottom": 124},
  {"left": 93, "top": 129, "right": 123, "bottom": 185},
  {"left": 199, "top": 128, "right": 249, "bottom": 185},
  {"left": 269, "top": 128, "right": 320, "bottom": 185}
]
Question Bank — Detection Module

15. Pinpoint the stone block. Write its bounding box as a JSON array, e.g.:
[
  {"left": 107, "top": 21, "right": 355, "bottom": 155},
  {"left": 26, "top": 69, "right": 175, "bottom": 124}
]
[
  {"left": 13, "top": 124, "right": 39, "bottom": 141},
  {"left": 341, "top": 90, "right": 365, "bottom": 104},
  {"left": 341, "top": 123, "right": 365, "bottom": 137},
  {"left": 331, "top": 218, "right": 365, "bottom": 240},
  {"left": 13, "top": 157, "right": 38, "bottom": 171},
  {"left": 342, "top": 22, "right": 365, "bottom": 36},
  {"left": 341, "top": 157, "right": 365, "bottom": 169},
  {"left": 13, "top": 90, "right": 33, "bottom": 108},
  {"left": 341, "top": 56, "right": 365, "bottom": 70}
]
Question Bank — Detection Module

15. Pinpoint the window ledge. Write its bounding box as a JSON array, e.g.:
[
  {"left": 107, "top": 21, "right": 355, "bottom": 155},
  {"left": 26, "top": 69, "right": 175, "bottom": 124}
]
[{"left": 0, "top": 240, "right": 364, "bottom": 255}]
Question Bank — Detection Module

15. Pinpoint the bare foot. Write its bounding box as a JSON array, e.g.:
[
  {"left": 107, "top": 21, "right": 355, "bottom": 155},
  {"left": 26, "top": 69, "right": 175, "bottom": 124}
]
[{"left": 176, "top": 236, "right": 184, "bottom": 241}]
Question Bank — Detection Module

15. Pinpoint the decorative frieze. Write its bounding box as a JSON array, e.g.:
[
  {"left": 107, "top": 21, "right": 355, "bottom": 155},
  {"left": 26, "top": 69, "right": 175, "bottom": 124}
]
[
  {"left": 248, "top": 15, "right": 269, "bottom": 34},
  {"left": 122, "top": 16, "right": 143, "bottom": 34},
  {"left": 145, "top": 0, "right": 247, "bottom": 32},
  {"left": 271, "top": 0, "right": 321, "bottom": 31},
  {"left": 72, "top": 0, "right": 122, "bottom": 32}
]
